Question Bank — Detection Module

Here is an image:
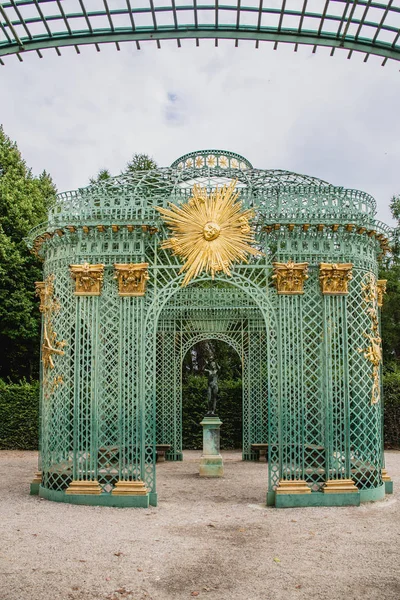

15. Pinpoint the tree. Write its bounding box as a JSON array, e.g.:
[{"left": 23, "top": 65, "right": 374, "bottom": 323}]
[
  {"left": 89, "top": 168, "right": 112, "bottom": 185},
  {"left": 380, "top": 194, "right": 400, "bottom": 368},
  {"left": 125, "top": 153, "right": 157, "bottom": 173},
  {"left": 0, "top": 126, "right": 56, "bottom": 381}
]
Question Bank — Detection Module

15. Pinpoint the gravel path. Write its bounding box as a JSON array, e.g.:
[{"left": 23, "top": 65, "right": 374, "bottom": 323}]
[{"left": 1, "top": 450, "right": 399, "bottom": 600}]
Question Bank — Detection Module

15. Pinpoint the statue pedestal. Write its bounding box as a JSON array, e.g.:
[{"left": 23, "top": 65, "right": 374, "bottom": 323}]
[{"left": 199, "top": 416, "right": 224, "bottom": 477}]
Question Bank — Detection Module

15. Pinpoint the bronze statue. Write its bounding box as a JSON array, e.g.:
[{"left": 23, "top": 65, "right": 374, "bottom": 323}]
[{"left": 205, "top": 360, "right": 220, "bottom": 415}]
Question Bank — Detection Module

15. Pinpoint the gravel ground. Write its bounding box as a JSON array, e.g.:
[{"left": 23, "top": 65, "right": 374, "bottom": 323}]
[{"left": 0, "top": 450, "right": 399, "bottom": 600}]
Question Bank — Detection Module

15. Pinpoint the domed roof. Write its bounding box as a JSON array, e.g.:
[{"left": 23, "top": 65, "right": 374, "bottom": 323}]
[{"left": 33, "top": 149, "right": 380, "bottom": 238}]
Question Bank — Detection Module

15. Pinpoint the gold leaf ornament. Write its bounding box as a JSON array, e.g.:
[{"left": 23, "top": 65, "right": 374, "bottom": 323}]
[{"left": 156, "top": 180, "right": 262, "bottom": 286}]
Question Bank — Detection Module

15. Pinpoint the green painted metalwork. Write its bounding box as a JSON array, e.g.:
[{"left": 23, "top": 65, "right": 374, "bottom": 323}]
[
  {"left": 28, "top": 149, "right": 393, "bottom": 507},
  {"left": 1, "top": 2, "right": 400, "bottom": 65}
]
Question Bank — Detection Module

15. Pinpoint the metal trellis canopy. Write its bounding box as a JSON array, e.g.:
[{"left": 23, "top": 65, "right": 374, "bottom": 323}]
[
  {"left": 1, "top": 1, "right": 400, "bottom": 66},
  {"left": 28, "top": 149, "right": 394, "bottom": 508}
]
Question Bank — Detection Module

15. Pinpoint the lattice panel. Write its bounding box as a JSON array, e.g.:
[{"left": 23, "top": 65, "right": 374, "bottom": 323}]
[
  {"left": 301, "top": 270, "right": 325, "bottom": 491},
  {"left": 347, "top": 270, "right": 383, "bottom": 490},
  {"left": 323, "top": 294, "right": 350, "bottom": 481},
  {"left": 278, "top": 294, "right": 306, "bottom": 482},
  {"left": 41, "top": 263, "right": 75, "bottom": 492},
  {"left": 97, "top": 271, "right": 120, "bottom": 492}
]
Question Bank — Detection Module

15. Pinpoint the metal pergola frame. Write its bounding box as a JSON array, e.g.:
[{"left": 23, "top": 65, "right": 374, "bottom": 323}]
[{"left": 1, "top": 1, "right": 400, "bottom": 66}]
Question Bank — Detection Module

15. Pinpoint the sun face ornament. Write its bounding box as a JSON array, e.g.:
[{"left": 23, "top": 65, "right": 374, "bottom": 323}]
[{"left": 155, "top": 180, "right": 262, "bottom": 286}]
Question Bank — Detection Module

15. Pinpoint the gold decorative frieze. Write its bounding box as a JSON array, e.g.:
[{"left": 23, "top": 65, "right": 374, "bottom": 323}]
[
  {"left": 35, "top": 275, "right": 66, "bottom": 397},
  {"left": 319, "top": 263, "right": 353, "bottom": 295},
  {"left": 323, "top": 479, "right": 358, "bottom": 494},
  {"left": 114, "top": 263, "right": 150, "bottom": 297},
  {"left": 65, "top": 480, "right": 102, "bottom": 495},
  {"left": 156, "top": 180, "right": 262, "bottom": 286},
  {"left": 276, "top": 480, "right": 311, "bottom": 495},
  {"left": 111, "top": 480, "right": 148, "bottom": 496},
  {"left": 70, "top": 262, "right": 105, "bottom": 296},
  {"left": 359, "top": 273, "right": 382, "bottom": 404},
  {"left": 377, "top": 280, "right": 387, "bottom": 308},
  {"left": 272, "top": 260, "right": 309, "bottom": 295}
]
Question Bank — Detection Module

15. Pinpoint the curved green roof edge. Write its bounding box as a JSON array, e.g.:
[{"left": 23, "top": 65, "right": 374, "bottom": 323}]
[{"left": 0, "top": 1, "right": 399, "bottom": 65}]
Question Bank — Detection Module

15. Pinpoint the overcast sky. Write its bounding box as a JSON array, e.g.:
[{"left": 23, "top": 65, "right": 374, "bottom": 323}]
[{"left": 0, "top": 39, "right": 399, "bottom": 224}]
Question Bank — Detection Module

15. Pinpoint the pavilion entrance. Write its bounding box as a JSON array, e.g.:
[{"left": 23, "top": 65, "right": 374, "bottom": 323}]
[{"left": 155, "top": 284, "right": 269, "bottom": 463}]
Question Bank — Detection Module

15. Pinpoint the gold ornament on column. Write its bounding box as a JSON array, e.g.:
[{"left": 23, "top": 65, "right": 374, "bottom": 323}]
[
  {"left": 35, "top": 275, "right": 66, "bottom": 397},
  {"left": 319, "top": 263, "right": 353, "bottom": 294},
  {"left": 114, "top": 263, "right": 150, "bottom": 296},
  {"left": 377, "top": 279, "right": 387, "bottom": 308},
  {"left": 358, "top": 273, "right": 383, "bottom": 404},
  {"left": 155, "top": 180, "right": 262, "bottom": 286},
  {"left": 70, "top": 262, "right": 105, "bottom": 296},
  {"left": 272, "top": 260, "right": 309, "bottom": 294}
]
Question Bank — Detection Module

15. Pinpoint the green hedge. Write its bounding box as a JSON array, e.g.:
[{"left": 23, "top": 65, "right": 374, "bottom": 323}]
[
  {"left": 383, "top": 371, "right": 400, "bottom": 449},
  {"left": 182, "top": 375, "right": 242, "bottom": 450},
  {"left": 0, "top": 374, "right": 398, "bottom": 450},
  {"left": 0, "top": 379, "right": 39, "bottom": 450}
]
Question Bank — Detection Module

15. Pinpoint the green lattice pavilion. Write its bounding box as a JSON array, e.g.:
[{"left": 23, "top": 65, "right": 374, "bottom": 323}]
[{"left": 28, "top": 149, "right": 393, "bottom": 508}]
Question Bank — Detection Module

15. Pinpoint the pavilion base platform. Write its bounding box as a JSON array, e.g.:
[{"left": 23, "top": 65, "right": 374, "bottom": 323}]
[
  {"left": 267, "top": 483, "right": 386, "bottom": 507},
  {"left": 39, "top": 485, "right": 151, "bottom": 507}
]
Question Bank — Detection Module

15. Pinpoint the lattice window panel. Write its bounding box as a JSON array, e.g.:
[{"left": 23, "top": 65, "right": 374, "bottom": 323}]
[{"left": 347, "top": 270, "right": 383, "bottom": 490}]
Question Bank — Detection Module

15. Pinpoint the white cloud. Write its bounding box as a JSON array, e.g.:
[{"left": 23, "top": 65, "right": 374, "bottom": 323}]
[{"left": 0, "top": 39, "right": 399, "bottom": 224}]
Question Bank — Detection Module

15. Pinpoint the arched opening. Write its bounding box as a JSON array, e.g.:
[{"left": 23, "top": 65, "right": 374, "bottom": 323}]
[
  {"left": 153, "top": 280, "right": 271, "bottom": 476},
  {"left": 181, "top": 339, "right": 242, "bottom": 453}
]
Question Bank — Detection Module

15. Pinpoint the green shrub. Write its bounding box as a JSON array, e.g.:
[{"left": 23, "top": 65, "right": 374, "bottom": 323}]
[
  {"left": 0, "top": 379, "right": 39, "bottom": 449},
  {"left": 383, "top": 371, "right": 400, "bottom": 449}
]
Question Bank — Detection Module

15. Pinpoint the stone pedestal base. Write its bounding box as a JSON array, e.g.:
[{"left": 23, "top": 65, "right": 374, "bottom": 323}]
[
  {"left": 199, "top": 454, "right": 224, "bottom": 477},
  {"left": 199, "top": 416, "right": 224, "bottom": 478}
]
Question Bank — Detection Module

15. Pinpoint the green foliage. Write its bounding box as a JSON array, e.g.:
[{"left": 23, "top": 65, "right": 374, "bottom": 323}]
[
  {"left": 379, "top": 262, "right": 400, "bottom": 365},
  {"left": 182, "top": 375, "right": 242, "bottom": 450},
  {"left": 89, "top": 168, "right": 112, "bottom": 184},
  {"left": 125, "top": 153, "right": 157, "bottom": 173},
  {"left": 383, "top": 370, "right": 400, "bottom": 448},
  {"left": 0, "top": 379, "right": 39, "bottom": 449},
  {"left": 0, "top": 126, "right": 56, "bottom": 381}
]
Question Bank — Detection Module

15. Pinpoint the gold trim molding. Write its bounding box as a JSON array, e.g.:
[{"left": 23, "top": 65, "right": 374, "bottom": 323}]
[
  {"left": 272, "top": 260, "right": 309, "bottom": 295},
  {"left": 65, "top": 480, "right": 102, "bottom": 495},
  {"left": 70, "top": 262, "right": 105, "bottom": 296},
  {"left": 111, "top": 480, "right": 148, "bottom": 496},
  {"left": 377, "top": 279, "right": 387, "bottom": 308},
  {"left": 323, "top": 479, "right": 358, "bottom": 493},
  {"left": 275, "top": 480, "right": 311, "bottom": 494},
  {"left": 114, "top": 263, "right": 150, "bottom": 297},
  {"left": 319, "top": 263, "right": 353, "bottom": 295}
]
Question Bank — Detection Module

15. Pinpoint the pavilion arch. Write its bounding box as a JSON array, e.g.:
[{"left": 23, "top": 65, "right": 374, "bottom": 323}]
[
  {"left": 1, "top": 1, "right": 400, "bottom": 66},
  {"left": 153, "top": 279, "right": 273, "bottom": 469}
]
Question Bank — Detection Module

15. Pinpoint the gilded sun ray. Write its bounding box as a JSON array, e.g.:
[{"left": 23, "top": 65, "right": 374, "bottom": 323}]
[{"left": 156, "top": 180, "right": 262, "bottom": 286}]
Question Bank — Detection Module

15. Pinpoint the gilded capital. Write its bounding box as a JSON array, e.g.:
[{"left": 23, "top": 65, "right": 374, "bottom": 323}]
[
  {"left": 377, "top": 280, "right": 387, "bottom": 308},
  {"left": 272, "top": 260, "right": 309, "bottom": 295},
  {"left": 70, "top": 262, "right": 105, "bottom": 296},
  {"left": 319, "top": 263, "right": 353, "bottom": 295},
  {"left": 114, "top": 263, "right": 150, "bottom": 297}
]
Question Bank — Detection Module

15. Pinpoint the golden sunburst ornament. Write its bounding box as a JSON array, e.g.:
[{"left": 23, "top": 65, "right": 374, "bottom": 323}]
[{"left": 156, "top": 180, "right": 262, "bottom": 286}]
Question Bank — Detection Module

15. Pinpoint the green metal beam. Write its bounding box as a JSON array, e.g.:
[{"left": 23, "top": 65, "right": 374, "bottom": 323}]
[{"left": 0, "top": 1, "right": 399, "bottom": 64}]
